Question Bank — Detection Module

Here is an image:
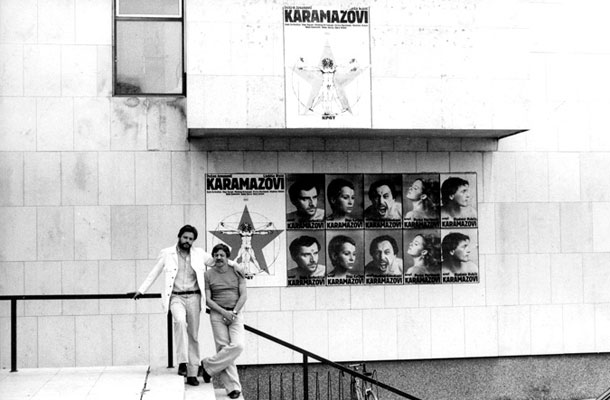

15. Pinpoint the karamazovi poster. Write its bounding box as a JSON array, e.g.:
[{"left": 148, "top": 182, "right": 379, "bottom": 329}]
[
  {"left": 206, "top": 173, "right": 478, "bottom": 288},
  {"left": 283, "top": 6, "right": 372, "bottom": 128},
  {"left": 206, "top": 174, "right": 287, "bottom": 288}
]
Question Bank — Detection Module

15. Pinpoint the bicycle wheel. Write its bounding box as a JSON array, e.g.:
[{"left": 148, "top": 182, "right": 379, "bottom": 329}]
[{"left": 350, "top": 379, "right": 364, "bottom": 400}]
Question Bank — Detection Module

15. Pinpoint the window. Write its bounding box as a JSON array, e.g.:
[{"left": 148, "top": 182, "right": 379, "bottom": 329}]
[{"left": 113, "top": 0, "right": 184, "bottom": 95}]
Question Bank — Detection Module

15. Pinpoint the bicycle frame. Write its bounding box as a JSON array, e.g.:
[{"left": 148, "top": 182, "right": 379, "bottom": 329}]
[{"left": 348, "top": 363, "right": 379, "bottom": 400}]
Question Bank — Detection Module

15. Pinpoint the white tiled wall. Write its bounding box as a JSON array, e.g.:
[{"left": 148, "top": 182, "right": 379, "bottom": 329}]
[{"left": 2, "top": 0, "right": 610, "bottom": 369}]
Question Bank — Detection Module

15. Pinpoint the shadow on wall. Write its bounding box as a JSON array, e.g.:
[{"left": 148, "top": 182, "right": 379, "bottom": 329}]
[{"left": 116, "top": 80, "right": 142, "bottom": 94}]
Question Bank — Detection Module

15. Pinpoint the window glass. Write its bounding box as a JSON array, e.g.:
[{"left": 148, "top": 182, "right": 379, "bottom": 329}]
[
  {"left": 117, "top": 0, "right": 181, "bottom": 17},
  {"left": 115, "top": 21, "right": 183, "bottom": 95}
]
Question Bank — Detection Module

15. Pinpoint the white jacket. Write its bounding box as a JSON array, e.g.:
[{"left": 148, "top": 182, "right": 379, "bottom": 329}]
[{"left": 138, "top": 246, "right": 212, "bottom": 314}]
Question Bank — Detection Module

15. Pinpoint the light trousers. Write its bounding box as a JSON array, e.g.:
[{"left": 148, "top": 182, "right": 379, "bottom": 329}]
[
  {"left": 169, "top": 293, "right": 201, "bottom": 377},
  {"left": 202, "top": 310, "right": 245, "bottom": 393}
]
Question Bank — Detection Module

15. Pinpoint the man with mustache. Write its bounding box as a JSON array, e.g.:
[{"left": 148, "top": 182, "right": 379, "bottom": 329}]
[
  {"left": 364, "top": 179, "right": 402, "bottom": 220},
  {"left": 286, "top": 176, "right": 325, "bottom": 223},
  {"left": 365, "top": 235, "right": 403, "bottom": 276},
  {"left": 132, "top": 225, "right": 239, "bottom": 386},
  {"left": 287, "top": 235, "right": 326, "bottom": 279}
]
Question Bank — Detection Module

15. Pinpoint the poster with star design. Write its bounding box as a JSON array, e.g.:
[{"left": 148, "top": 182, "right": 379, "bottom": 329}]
[
  {"left": 206, "top": 173, "right": 287, "bottom": 287},
  {"left": 283, "top": 6, "right": 372, "bottom": 128}
]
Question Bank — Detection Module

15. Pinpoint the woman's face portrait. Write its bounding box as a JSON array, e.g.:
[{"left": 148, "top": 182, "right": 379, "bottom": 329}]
[
  {"left": 406, "top": 179, "right": 423, "bottom": 201},
  {"left": 332, "top": 186, "right": 355, "bottom": 215},
  {"left": 450, "top": 184, "right": 471, "bottom": 207},
  {"left": 333, "top": 242, "right": 356, "bottom": 270},
  {"left": 450, "top": 240, "right": 471, "bottom": 262},
  {"left": 407, "top": 235, "right": 425, "bottom": 257}
]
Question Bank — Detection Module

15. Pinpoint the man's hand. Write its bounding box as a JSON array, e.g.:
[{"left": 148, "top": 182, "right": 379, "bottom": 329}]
[{"left": 221, "top": 309, "right": 236, "bottom": 325}]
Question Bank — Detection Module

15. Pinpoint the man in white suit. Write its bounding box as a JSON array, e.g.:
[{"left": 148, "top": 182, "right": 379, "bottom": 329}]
[{"left": 133, "top": 225, "right": 212, "bottom": 386}]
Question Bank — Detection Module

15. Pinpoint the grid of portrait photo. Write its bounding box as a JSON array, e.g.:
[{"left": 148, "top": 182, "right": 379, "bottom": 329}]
[{"left": 285, "top": 173, "right": 479, "bottom": 286}]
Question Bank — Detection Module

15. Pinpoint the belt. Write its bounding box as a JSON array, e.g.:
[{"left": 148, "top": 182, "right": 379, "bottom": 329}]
[{"left": 172, "top": 290, "right": 201, "bottom": 295}]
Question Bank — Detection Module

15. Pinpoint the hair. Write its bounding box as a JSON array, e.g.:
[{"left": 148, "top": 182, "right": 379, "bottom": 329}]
[
  {"left": 289, "top": 236, "right": 320, "bottom": 260},
  {"left": 212, "top": 243, "right": 231, "bottom": 258},
  {"left": 177, "top": 225, "right": 198, "bottom": 240},
  {"left": 413, "top": 178, "right": 440, "bottom": 214},
  {"left": 369, "top": 235, "right": 399, "bottom": 257},
  {"left": 368, "top": 179, "right": 397, "bottom": 201},
  {"left": 415, "top": 233, "right": 441, "bottom": 268},
  {"left": 288, "top": 176, "right": 320, "bottom": 204},
  {"left": 328, "top": 235, "right": 356, "bottom": 267},
  {"left": 441, "top": 177, "right": 469, "bottom": 205},
  {"left": 326, "top": 178, "right": 355, "bottom": 208},
  {"left": 441, "top": 232, "right": 470, "bottom": 260}
]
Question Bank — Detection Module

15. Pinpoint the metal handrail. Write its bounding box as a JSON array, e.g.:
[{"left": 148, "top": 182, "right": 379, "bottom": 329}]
[
  {"left": 1, "top": 294, "right": 422, "bottom": 400},
  {"left": 0, "top": 293, "right": 172, "bottom": 373},
  {"left": 205, "top": 308, "right": 422, "bottom": 400}
]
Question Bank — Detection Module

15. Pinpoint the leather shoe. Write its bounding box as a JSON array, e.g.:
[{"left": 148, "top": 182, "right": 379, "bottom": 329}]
[
  {"left": 186, "top": 376, "right": 199, "bottom": 386},
  {"left": 228, "top": 390, "right": 241, "bottom": 399},
  {"left": 199, "top": 362, "right": 211, "bottom": 383},
  {"left": 177, "top": 363, "right": 187, "bottom": 376}
]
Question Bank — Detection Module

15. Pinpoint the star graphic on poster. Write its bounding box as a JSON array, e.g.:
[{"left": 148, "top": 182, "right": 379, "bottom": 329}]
[
  {"left": 210, "top": 206, "right": 283, "bottom": 275},
  {"left": 292, "top": 41, "right": 368, "bottom": 118}
]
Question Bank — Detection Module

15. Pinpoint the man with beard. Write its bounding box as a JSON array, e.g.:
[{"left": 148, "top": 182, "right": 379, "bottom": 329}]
[
  {"left": 287, "top": 235, "right": 326, "bottom": 279},
  {"left": 365, "top": 235, "right": 403, "bottom": 276},
  {"left": 133, "top": 225, "right": 234, "bottom": 386},
  {"left": 286, "top": 176, "right": 325, "bottom": 223},
  {"left": 364, "top": 179, "right": 402, "bottom": 220}
]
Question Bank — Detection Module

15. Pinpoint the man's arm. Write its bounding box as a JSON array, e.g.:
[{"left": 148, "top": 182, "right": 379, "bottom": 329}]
[
  {"left": 233, "top": 276, "right": 248, "bottom": 314},
  {"left": 133, "top": 250, "right": 165, "bottom": 299},
  {"left": 203, "top": 251, "right": 241, "bottom": 270},
  {"left": 201, "top": 247, "right": 250, "bottom": 278}
]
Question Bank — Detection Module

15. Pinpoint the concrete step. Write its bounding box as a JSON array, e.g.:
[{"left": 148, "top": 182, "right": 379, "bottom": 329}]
[
  {"left": 146, "top": 367, "right": 218, "bottom": 400},
  {"left": 143, "top": 367, "right": 185, "bottom": 400},
  {"left": 0, "top": 365, "right": 147, "bottom": 400},
  {"left": 214, "top": 388, "right": 244, "bottom": 400},
  {"left": 182, "top": 378, "right": 216, "bottom": 400}
]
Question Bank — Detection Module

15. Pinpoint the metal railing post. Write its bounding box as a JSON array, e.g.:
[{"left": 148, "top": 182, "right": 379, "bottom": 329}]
[
  {"left": 167, "top": 310, "right": 173, "bottom": 368},
  {"left": 11, "top": 299, "right": 17, "bottom": 372},
  {"left": 303, "top": 354, "right": 309, "bottom": 400}
]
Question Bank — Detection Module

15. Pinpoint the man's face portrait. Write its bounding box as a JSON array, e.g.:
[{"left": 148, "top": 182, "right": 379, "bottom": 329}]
[
  {"left": 371, "top": 184, "right": 395, "bottom": 218},
  {"left": 213, "top": 248, "right": 229, "bottom": 267},
  {"left": 372, "top": 240, "right": 396, "bottom": 273},
  {"left": 293, "top": 243, "right": 320, "bottom": 274},
  {"left": 295, "top": 187, "right": 319, "bottom": 218},
  {"left": 178, "top": 232, "right": 195, "bottom": 251}
]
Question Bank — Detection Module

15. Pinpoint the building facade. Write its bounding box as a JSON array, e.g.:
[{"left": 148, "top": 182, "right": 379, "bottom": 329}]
[{"left": 2, "top": 0, "right": 610, "bottom": 398}]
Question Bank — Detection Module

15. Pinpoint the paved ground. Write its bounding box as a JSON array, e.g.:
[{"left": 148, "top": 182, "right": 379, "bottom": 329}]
[{"left": 0, "top": 365, "right": 242, "bottom": 400}]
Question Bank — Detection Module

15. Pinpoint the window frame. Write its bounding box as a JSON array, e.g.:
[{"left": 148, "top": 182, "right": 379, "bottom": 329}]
[{"left": 112, "top": 0, "right": 186, "bottom": 97}]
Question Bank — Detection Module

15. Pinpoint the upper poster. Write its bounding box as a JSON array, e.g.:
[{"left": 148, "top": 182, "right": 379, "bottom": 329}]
[
  {"left": 283, "top": 6, "right": 372, "bottom": 128},
  {"left": 206, "top": 174, "right": 287, "bottom": 287}
]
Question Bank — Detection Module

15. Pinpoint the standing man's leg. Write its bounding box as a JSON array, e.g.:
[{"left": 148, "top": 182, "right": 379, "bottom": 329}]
[
  {"left": 203, "top": 311, "right": 244, "bottom": 394},
  {"left": 184, "top": 293, "right": 201, "bottom": 377},
  {"left": 218, "top": 313, "right": 244, "bottom": 393},
  {"left": 170, "top": 295, "right": 189, "bottom": 371}
]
